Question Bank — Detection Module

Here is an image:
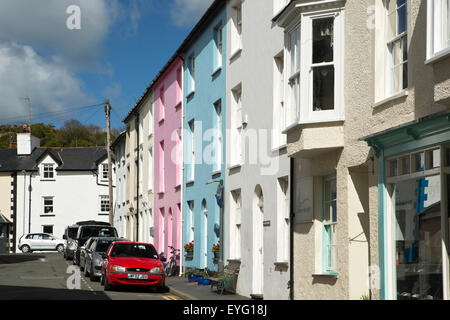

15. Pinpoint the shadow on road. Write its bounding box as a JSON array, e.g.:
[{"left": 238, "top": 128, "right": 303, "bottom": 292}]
[
  {"left": 0, "top": 285, "right": 111, "bottom": 300},
  {"left": 110, "top": 285, "right": 170, "bottom": 294},
  {"left": 0, "top": 254, "right": 46, "bottom": 265}
]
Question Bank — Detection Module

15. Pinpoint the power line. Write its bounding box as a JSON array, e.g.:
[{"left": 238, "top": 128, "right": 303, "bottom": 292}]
[{"left": 0, "top": 102, "right": 105, "bottom": 125}]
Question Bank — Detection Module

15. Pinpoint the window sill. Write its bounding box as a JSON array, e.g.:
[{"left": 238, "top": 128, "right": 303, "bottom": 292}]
[
  {"left": 425, "top": 47, "right": 450, "bottom": 65},
  {"left": 40, "top": 215, "right": 55, "bottom": 217},
  {"left": 230, "top": 48, "right": 242, "bottom": 62},
  {"left": 211, "top": 170, "right": 221, "bottom": 177},
  {"left": 312, "top": 272, "right": 338, "bottom": 278},
  {"left": 148, "top": 133, "right": 153, "bottom": 139},
  {"left": 98, "top": 213, "right": 109, "bottom": 216},
  {"left": 212, "top": 67, "right": 222, "bottom": 78},
  {"left": 374, "top": 90, "right": 408, "bottom": 108},
  {"left": 174, "top": 184, "right": 181, "bottom": 191},
  {"left": 186, "top": 180, "right": 194, "bottom": 186},
  {"left": 271, "top": 144, "right": 287, "bottom": 153},
  {"left": 227, "top": 163, "right": 242, "bottom": 171},
  {"left": 158, "top": 118, "right": 165, "bottom": 125},
  {"left": 186, "top": 91, "right": 195, "bottom": 100},
  {"left": 40, "top": 179, "right": 56, "bottom": 182},
  {"left": 175, "top": 101, "right": 182, "bottom": 110}
]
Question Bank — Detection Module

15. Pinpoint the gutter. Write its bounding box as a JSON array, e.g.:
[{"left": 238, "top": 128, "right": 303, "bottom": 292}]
[{"left": 289, "top": 157, "right": 294, "bottom": 300}]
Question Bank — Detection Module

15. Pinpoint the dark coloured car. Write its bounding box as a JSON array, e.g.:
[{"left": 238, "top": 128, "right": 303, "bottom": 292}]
[
  {"left": 84, "top": 237, "right": 128, "bottom": 281},
  {"left": 79, "top": 237, "right": 96, "bottom": 272},
  {"left": 63, "top": 221, "right": 111, "bottom": 260},
  {"left": 73, "top": 225, "right": 118, "bottom": 266}
]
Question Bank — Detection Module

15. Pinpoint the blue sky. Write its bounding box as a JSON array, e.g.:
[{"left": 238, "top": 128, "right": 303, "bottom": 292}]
[{"left": 0, "top": 0, "right": 212, "bottom": 131}]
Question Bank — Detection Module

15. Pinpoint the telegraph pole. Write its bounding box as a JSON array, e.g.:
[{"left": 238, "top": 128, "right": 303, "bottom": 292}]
[{"left": 105, "top": 99, "right": 114, "bottom": 225}]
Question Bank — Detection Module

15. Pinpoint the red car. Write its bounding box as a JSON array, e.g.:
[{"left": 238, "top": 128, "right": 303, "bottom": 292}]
[{"left": 100, "top": 241, "right": 165, "bottom": 292}]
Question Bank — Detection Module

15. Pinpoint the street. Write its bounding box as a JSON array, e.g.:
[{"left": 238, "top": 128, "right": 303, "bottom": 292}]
[{"left": 0, "top": 252, "right": 181, "bottom": 300}]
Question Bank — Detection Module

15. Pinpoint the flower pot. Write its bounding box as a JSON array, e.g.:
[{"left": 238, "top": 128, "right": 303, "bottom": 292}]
[
  {"left": 185, "top": 251, "right": 193, "bottom": 260},
  {"left": 202, "top": 279, "right": 211, "bottom": 286},
  {"left": 188, "top": 274, "right": 196, "bottom": 282},
  {"left": 197, "top": 276, "right": 204, "bottom": 285},
  {"left": 213, "top": 252, "right": 219, "bottom": 259}
]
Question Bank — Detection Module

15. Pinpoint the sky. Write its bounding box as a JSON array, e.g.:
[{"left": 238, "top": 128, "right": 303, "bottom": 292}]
[{"left": 0, "top": 0, "right": 213, "bottom": 131}]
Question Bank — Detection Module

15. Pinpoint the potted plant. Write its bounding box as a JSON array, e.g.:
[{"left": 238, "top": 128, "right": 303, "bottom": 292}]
[
  {"left": 184, "top": 240, "right": 194, "bottom": 260},
  {"left": 212, "top": 240, "right": 220, "bottom": 259}
]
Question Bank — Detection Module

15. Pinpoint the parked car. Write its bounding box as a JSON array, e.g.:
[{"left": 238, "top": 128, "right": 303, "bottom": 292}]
[
  {"left": 100, "top": 242, "right": 165, "bottom": 292},
  {"left": 18, "top": 233, "right": 65, "bottom": 253},
  {"left": 62, "top": 225, "right": 79, "bottom": 260},
  {"left": 63, "top": 221, "right": 110, "bottom": 261},
  {"left": 79, "top": 237, "right": 96, "bottom": 272},
  {"left": 84, "top": 237, "right": 127, "bottom": 281},
  {"left": 73, "top": 224, "right": 118, "bottom": 266}
]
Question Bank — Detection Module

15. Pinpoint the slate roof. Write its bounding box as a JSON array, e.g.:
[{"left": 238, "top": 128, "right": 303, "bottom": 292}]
[{"left": 0, "top": 147, "right": 107, "bottom": 172}]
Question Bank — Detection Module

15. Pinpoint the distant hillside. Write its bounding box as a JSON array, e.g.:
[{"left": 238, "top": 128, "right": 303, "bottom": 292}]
[{"left": 0, "top": 120, "right": 120, "bottom": 149}]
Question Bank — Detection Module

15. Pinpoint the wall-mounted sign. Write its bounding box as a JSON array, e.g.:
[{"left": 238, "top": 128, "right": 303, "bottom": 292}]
[{"left": 294, "top": 177, "right": 314, "bottom": 223}]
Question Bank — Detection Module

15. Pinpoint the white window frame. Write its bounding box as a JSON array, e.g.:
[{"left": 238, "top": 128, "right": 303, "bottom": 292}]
[
  {"left": 384, "top": 0, "right": 408, "bottom": 97},
  {"left": 148, "top": 147, "right": 153, "bottom": 192},
  {"left": 300, "top": 9, "right": 345, "bottom": 124},
  {"left": 230, "top": 0, "right": 243, "bottom": 57},
  {"left": 230, "top": 84, "right": 243, "bottom": 167},
  {"left": 323, "top": 175, "right": 337, "bottom": 274},
  {"left": 101, "top": 163, "right": 108, "bottom": 181},
  {"left": 427, "top": 0, "right": 450, "bottom": 62},
  {"left": 285, "top": 24, "right": 300, "bottom": 129},
  {"left": 188, "top": 120, "right": 195, "bottom": 182},
  {"left": 273, "top": 51, "right": 286, "bottom": 149},
  {"left": 188, "top": 54, "right": 195, "bottom": 96},
  {"left": 214, "top": 23, "right": 223, "bottom": 71},
  {"left": 42, "top": 197, "right": 54, "bottom": 215},
  {"left": 214, "top": 100, "right": 222, "bottom": 173},
  {"left": 99, "top": 195, "right": 110, "bottom": 214},
  {"left": 188, "top": 201, "right": 194, "bottom": 243},
  {"left": 42, "top": 163, "right": 55, "bottom": 180}
]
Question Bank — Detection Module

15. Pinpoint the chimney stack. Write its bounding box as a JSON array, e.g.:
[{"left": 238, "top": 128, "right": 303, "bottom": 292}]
[{"left": 17, "top": 133, "right": 40, "bottom": 155}]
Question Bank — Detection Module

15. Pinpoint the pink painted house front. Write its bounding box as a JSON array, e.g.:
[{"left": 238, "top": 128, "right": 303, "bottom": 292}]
[{"left": 153, "top": 56, "right": 183, "bottom": 263}]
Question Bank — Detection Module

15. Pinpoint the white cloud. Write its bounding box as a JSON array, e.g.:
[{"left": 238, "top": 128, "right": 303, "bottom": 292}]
[
  {"left": 0, "top": 43, "right": 94, "bottom": 124},
  {"left": 170, "top": 0, "right": 213, "bottom": 27}
]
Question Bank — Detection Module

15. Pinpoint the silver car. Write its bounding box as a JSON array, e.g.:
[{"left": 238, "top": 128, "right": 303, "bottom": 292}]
[
  {"left": 18, "top": 233, "right": 65, "bottom": 253},
  {"left": 84, "top": 237, "right": 127, "bottom": 281}
]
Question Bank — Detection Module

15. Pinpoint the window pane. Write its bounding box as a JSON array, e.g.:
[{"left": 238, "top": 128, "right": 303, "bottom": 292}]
[
  {"left": 313, "top": 65, "right": 335, "bottom": 111},
  {"left": 397, "top": 1, "right": 407, "bottom": 34},
  {"left": 313, "top": 18, "right": 334, "bottom": 63},
  {"left": 393, "top": 64, "right": 404, "bottom": 93},
  {"left": 395, "top": 176, "right": 442, "bottom": 300}
]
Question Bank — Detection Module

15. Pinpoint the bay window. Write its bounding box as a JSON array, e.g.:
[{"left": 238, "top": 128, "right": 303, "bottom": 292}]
[
  {"left": 283, "top": 7, "right": 344, "bottom": 126},
  {"left": 286, "top": 26, "right": 300, "bottom": 128}
]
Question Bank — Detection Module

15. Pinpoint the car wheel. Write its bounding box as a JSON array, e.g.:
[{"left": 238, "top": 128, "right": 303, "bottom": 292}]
[
  {"left": 84, "top": 264, "right": 89, "bottom": 277},
  {"left": 90, "top": 265, "right": 96, "bottom": 282},
  {"left": 56, "top": 245, "right": 64, "bottom": 253},
  {"left": 104, "top": 274, "right": 112, "bottom": 291},
  {"left": 100, "top": 273, "right": 105, "bottom": 285},
  {"left": 21, "top": 245, "right": 31, "bottom": 253}
]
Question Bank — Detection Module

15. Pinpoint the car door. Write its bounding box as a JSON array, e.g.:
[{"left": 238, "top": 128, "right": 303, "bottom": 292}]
[
  {"left": 28, "top": 234, "right": 41, "bottom": 250},
  {"left": 86, "top": 240, "right": 96, "bottom": 270},
  {"left": 41, "top": 234, "right": 54, "bottom": 250}
]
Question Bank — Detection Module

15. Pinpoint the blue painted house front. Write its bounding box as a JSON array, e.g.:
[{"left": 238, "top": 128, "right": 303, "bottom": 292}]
[{"left": 181, "top": 1, "right": 226, "bottom": 271}]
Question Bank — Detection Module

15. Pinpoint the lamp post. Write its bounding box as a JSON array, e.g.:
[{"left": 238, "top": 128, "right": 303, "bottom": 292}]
[{"left": 206, "top": 178, "right": 224, "bottom": 273}]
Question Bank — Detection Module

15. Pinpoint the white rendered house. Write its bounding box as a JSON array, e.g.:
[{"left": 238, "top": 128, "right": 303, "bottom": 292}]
[{"left": 3, "top": 133, "right": 114, "bottom": 252}]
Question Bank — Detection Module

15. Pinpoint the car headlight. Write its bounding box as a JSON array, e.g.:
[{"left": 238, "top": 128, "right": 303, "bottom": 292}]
[
  {"left": 150, "top": 266, "right": 163, "bottom": 274},
  {"left": 112, "top": 265, "right": 126, "bottom": 272}
]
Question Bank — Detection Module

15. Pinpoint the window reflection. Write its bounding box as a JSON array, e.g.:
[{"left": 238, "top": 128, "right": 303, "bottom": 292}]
[{"left": 395, "top": 175, "right": 442, "bottom": 300}]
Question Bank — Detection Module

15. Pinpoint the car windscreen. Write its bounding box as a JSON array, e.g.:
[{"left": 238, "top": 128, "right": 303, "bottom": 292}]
[
  {"left": 110, "top": 243, "right": 159, "bottom": 259},
  {"left": 80, "top": 227, "right": 117, "bottom": 239},
  {"left": 95, "top": 240, "right": 113, "bottom": 253},
  {"left": 68, "top": 227, "right": 78, "bottom": 239}
]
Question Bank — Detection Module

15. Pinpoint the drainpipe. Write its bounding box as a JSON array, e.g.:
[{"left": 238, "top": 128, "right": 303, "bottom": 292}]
[
  {"left": 289, "top": 157, "right": 294, "bottom": 300},
  {"left": 28, "top": 172, "right": 33, "bottom": 234},
  {"left": 135, "top": 114, "right": 140, "bottom": 242}
]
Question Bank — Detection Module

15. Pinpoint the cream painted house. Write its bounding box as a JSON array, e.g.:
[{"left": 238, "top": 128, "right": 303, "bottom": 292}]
[{"left": 275, "top": 0, "right": 450, "bottom": 300}]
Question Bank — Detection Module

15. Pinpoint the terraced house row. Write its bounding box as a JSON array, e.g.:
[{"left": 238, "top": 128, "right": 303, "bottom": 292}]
[{"left": 111, "top": 0, "right": 450, "bottom": 300}]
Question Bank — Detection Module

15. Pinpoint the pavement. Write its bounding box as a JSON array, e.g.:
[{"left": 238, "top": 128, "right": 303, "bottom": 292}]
[{"left": 166, "top": 275, "right": 250, "bottom": 300}]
